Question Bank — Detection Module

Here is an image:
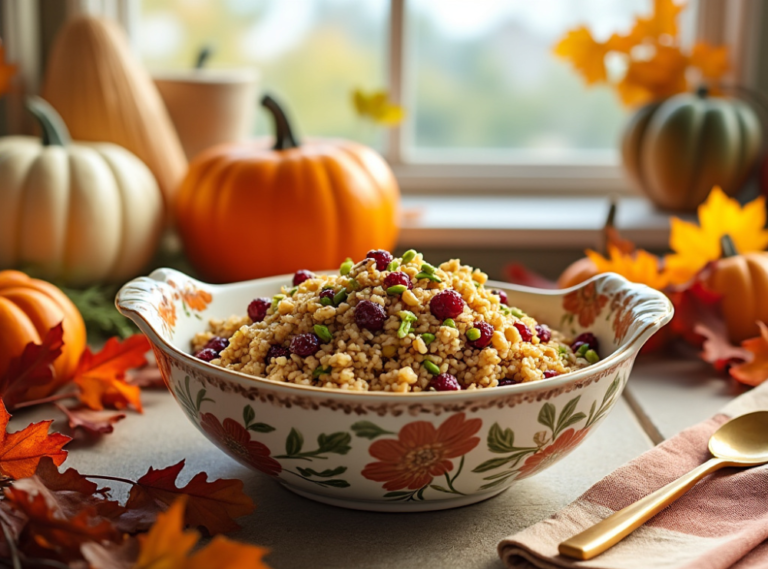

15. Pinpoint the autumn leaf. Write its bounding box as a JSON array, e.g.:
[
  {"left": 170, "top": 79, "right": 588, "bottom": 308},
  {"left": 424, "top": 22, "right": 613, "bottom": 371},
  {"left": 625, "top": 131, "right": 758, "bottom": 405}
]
[
  {"left": 730, "top": 322, "right": 768, "bottom": 386},
  {"left": 616, "top": 44, "right": 689, "bottom": 106},
  {"left": 352, "top": 88, "right": 405, "bottom": 125},
  {"left": 4, "top": 486, "right": 119, "bottom": 561},
  {"left": 667, "top": 278, "right": 723, "bottom": 346},
  {"left": 0, "top": 323, "right": 64, "bottom": 410},
  {"left": 130, "top": 498, "right": 270, "bottom": 569},
  {"left": 126, "top": 364, "right": 165, "bottom": 389},
  {"left": 690, "top": 42, "right": 729, "bottom": 79},
  {"left": 666, "top": 187, "right": 768, "bottom": 285},
  {"left": 0, "top": 399, "right": 69, "bottom": 479},
  {"left": 553, "top": 26, "right": 607, "bottom": 85},
  {"left": 55, "top": 403, "right": 126, "bottom": 436},
  {"left": 586, "top": 245, "right": 671, "bottom": 290},
  {"left": 631, "top": 0, "right": 685, "bottom": 40},
  {"left": 125, "top": 460, "right": 255, "bottom": 535},
  {"left": 0, "top": 42, "right": 17, "bottom": 96},
  {"left": 74, "top": 335, "right": 150, "bottom": 412}
]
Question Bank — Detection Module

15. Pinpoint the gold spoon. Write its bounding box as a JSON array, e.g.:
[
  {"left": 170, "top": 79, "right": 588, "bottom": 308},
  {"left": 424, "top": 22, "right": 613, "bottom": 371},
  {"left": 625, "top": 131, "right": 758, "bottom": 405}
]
[{"left": 559, "top": 410, "right": 768, "bottom": 560}]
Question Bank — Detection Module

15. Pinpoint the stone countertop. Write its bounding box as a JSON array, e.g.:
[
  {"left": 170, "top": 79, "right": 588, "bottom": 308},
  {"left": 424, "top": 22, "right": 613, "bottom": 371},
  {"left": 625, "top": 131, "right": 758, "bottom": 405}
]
[{"left": 10, "top": 353, "right": 739, "bottom": 569}]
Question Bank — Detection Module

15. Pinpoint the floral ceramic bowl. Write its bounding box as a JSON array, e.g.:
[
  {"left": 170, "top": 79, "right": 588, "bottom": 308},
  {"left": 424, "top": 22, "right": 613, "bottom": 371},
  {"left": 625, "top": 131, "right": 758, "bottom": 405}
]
[{"left": 116, "top": 269, "right": 672, "bottom": 512}]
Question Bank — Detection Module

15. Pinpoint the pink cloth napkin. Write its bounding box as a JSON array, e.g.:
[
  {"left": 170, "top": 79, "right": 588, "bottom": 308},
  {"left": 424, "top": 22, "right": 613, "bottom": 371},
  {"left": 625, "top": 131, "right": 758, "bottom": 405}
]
[{"left": 498, "top": 381, "right": 768, "bottom": 569}]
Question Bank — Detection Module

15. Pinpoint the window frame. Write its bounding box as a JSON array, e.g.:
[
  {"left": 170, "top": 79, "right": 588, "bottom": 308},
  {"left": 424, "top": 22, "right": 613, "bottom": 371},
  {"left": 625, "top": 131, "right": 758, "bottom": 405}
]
[{"left": 4, "top": 0, "right": 765, "bottom": 197}]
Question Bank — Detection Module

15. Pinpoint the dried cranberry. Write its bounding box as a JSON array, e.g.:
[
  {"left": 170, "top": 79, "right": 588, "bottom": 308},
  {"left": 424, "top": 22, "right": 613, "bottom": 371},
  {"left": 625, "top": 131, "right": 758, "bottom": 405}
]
[
  {"left": 535, "top": 324, "right": 552, "bottom": 343},
  {"left": 204, "top": 336, "right": 228, "bottom": 354},
  {"left": 366, "top": 249, "right": 393, "bottom": 271},
  {"left": 247, "top": 298, "right": 271, "bottom": 322},
  {"left": 468, "top": 321, "right": 494, "bottom": 349},
  {"left": 194, "top": 348, "right": 218, "bottom": 362},
  {"left": 289, "top": 333, "right": 320, "bottom": 357},
  {"left": 266, "top": 345, "right": 290, "bottom": 362},
  {"left": 492, "top": 289, "right": 508, "bottom": 306},
  {"left": 427, "top": 373, "right": 461, "bottom": 391},
  {"left": 383, "top": 271, "right": 413, "bottom": 290},
  {"left": 514, "top": 322, "right": 532, "bottom": 342},
  {"left": 498, "top": 377, "right": 520, "bottom": 387},
  {"left": 293, "top": 270, "right": 315, "bottom": 286},
  {"left": 572, "top": 332, "right": 599, "bottom": 352},
  {"left": 319, "top": 289, "right": 335, "bottom": 303},
  {"left": 543, "top": 370, "right": 559, "bottom": 379},
  {"left": 429, "top": 290, "right": 466, "bottom": 320},
  {"left": 354, "top": 300, "right": 386, "bottom": 331}
]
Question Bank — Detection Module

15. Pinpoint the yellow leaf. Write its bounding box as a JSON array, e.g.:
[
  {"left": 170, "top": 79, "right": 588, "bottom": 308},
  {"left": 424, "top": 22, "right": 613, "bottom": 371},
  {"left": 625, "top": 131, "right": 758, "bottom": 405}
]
[
  {"left": 690, "top": 42, "right": 729, "bottom": 79},
  {"left": 553, "top": 27, "right": 607, "bottom": 85},
  {"left": 617, "top": 44, "right": 688, "bottom": 106},
  {"left": 631, "top": 0, "right": 685, "bottom": 40},
  {"left": 665, "top": 187, "right": 768, "bottom": 285},
  {"left": 586, "top": 245, "right": 670, "bottom": 290},
  {"left": 352, "top": 88, "right": 405, "bottom": 126}
]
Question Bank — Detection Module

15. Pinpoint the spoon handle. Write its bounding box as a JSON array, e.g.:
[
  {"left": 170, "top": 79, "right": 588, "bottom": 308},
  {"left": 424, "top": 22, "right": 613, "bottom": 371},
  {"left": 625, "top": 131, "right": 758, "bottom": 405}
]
[{"left": 559, "top": 457, "right": 726, "bottom": 560}]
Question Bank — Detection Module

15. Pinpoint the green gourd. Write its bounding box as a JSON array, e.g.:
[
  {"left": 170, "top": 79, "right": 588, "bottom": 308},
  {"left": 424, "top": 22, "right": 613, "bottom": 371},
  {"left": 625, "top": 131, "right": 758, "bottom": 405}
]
[{"left": 621, "top": 88, "right": 762, "bottom": 211}]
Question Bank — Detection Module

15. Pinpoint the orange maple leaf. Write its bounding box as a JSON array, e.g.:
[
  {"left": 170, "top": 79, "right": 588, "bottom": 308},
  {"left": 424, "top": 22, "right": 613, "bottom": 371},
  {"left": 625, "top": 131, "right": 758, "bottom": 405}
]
[
  {"left": 586, "top": 245, "right": 671, "bottom": 290},
  {"left": 730, "top": 322, "right": 768, "bottom": 386},
  {"left": 0, "top": 43, "right": 17, "bottom": 97},
  {"left": 665, "top": 187, "right": 768, "bottom": 285},
  {"left": 74, "top": 335, "right": 150, "bottom": 412},
  {"left": 690, "top": 42, "right": 729, "bottom": 79},
  {"left": 134, "top": 498, "right": 270, "bottom": 569},
  {"left": 553, "top": 26, "right": 607, "bottom": 85},
  {"left": 617, "top": 44, "right": 689, "bottom": 106},
  {"left": 631, "top": 0, "right": 685, "bottom": 40},
  {"left": 0, "top": 399, "right": 70, "bottom": 479},
  {"left": 125, "top": 460, "right": 255, "bottom": 535}
]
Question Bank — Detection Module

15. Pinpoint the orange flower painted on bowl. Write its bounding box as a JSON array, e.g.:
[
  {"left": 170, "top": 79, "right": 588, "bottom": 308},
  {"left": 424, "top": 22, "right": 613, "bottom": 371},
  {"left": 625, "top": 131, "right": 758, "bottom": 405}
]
[
  {"left": 362, "top": 413, "right": 482, "bottom": 491},
  {"left": 200, "top": 413, "right": 282, "bottom": 477},
  {"left": 158, "top": 294, "right": 177, "bottom": 331},
  {"left": 178, "top": 285, "right": 213, "bottom": 311},
  {"left": 563, "top": 282, "right": 608, "bottom": 327},
  {"left": 516, "top": 428, "right": 589, "bottom": 480}
]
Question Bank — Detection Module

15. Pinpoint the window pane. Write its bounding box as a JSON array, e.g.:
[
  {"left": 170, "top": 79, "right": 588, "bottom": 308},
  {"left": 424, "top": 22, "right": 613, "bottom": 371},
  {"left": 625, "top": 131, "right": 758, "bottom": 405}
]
[
  {"left": 406, "top": 0, "right": 648, "bottom": 161},
  {"left": 139, "top": 0, "right": 388, "bottom": 146}
]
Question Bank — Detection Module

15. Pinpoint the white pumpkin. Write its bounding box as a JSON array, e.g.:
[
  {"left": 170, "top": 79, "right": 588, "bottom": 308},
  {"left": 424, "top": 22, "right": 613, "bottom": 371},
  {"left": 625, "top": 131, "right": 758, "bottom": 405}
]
[{"left": 0, "top": 97, "right": 163, "bottom": 286}]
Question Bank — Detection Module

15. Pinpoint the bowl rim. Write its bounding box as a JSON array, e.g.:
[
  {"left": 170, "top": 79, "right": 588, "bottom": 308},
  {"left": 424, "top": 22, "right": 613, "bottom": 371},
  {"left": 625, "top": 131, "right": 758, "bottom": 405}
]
[{"left": 117, "top": 269, "right": 673, "bottom": 402}]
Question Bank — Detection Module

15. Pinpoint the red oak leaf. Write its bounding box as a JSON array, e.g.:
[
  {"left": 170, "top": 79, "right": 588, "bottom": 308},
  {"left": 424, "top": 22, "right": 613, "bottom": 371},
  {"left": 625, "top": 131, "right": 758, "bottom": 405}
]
[
  {"left": 0, "top": 323, "right": 64, "bottom": 410},
  {"left": 55, "top": 403, "right": 126, "bottom": 436},
  {"left": 125, "top": 460, "right": 255, "bottom": 535},
  {"left": 4, "top": 485, "right": 120, "bottom": 561},
  {"left": 74, "top": 335, "right": 150, "bottom": 412},
  {"left": 730, "top": 322, "right": 768, "bottom": 386},
  {"left": 667, "top": 278, "right": 723, "bottom": 346},
  {"left": 0, "top": 399, "right": 69, "bottom": 479}
]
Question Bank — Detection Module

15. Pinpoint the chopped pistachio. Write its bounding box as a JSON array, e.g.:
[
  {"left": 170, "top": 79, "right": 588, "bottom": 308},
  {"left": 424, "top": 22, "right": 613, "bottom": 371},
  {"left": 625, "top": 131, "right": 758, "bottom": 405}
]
[
  {"left": 415, "top": 272, "right": 442, "bottom": 283},
  {"left": 333, "top": 289, "right": 348, "bottom": 306},
  {"left": 420, "top": 262, "right": 437, "bottom": 275},
  {"left": 288, "top": 286, "right": 299, "bottom": 297},
  {"left": 397, "top": 320, "right": 412, "bottom": 339},
  {"left": 421, "top": 333, "right": 436, "bottom": 345},
  {"left": 312, "top": 366, "right": 332, "bottom": 378},
  {"left": 558, "top": 345, "right": 568, "bottom": 358},
  {"left": 577, "top": 343, "right": 590, "bottom": 356},
  {"left": 499, "top": 306, "right": 511, "bottom": 316},
  {"left": 320, "top": 296, "right": 333, "bottom": 306},
  {"left": 399, "top": 310, "right": 418, "bottom": 322},
  {"left": 339, "top": 258, "right": 353, "bottom": 275},
  {"left": 442, "top": 318, "right": 456, "bottom": 328},
  {"left": 313, "top": 325, "right": 333, "bottom": 343},
  {"left": 387, "top": 260, "right": 399, "bottom": 271},
  {"left": 473, "top": 281, "right": 481, "bottom": 288},
  {"left": 271, "top": 294, "right": 285, "bottom": 311},
  {"left": 423, "top": 359, "right": 440, "bottom": 375},
  {"left": 510, "top": 307, "right": 525, "bottom": 318},
  {"left": 401, "top": 249, "right": 417, "bottom": 263},
  {"left": 387, "top": 284, "right": 407, "bottom": 295},
  {"left": 346, "top": 278, "right": 360, "bottom": 291},
  {"left": 585, "top": 349, "right": 600, "bottom": 364},
  {"left": 466, "top": 328, "right": 481, "bottom": 341}
]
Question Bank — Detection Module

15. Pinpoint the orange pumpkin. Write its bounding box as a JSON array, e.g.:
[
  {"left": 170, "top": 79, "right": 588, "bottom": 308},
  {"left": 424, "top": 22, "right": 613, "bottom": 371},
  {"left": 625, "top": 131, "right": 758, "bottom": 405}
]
[
  {"left": 176, "top": 95, "right": 400, "bottom": 283},
  {"left": 0, "top": 271, "right": 86, "bottom": 398},
  {"left": 557, "top": 257, "right": 598, "bottom": 289},
  {"left": 706, "top": 236, "right": 768, "bottom": 343}
]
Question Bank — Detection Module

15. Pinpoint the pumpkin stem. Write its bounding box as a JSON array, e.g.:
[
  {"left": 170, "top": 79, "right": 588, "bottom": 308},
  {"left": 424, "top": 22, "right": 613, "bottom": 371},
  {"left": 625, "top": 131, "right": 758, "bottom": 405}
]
[
  {"left": 261, "top": 94, "right": 299, "bottom": 150},
  {"left": 25, "top": 96, "right": 70, "bottom": 147},
  {"left": 721, "top": 234, "right": 738, "bottom": 258},
  {"left": 194, "top": 45, "right": 213, "bottom": 69},
  {"left": 696, "top": 85, "right": 709, "bottom": 98}
]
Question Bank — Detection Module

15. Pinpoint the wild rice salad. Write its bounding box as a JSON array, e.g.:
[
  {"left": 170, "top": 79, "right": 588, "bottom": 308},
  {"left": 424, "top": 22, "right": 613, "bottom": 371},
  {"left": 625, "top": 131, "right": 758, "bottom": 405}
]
[{"left": 191, "top": 249, "right": 600, "bottom": 393}]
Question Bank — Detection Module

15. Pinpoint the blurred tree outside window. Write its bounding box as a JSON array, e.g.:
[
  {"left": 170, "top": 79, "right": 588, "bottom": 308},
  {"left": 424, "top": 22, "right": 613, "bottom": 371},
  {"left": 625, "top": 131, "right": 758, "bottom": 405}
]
[{"left": 140, "top": 0, "right": 650, "bottom": 164}]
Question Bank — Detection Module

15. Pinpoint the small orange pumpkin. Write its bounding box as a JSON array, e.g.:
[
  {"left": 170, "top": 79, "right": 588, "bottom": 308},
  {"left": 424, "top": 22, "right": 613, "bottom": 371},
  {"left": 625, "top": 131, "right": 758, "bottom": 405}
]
[
  {"left": 176, "top": 95, "right": 400, "bottom": 283},
  {"left": 707, "top": 236, "right": 768, "bottom": 343},
  {"left": 0, "top": 271, "right": 86, "bottom": 399},
  {"left": 557, "top": 257, "right": 599, "bottom": 289}
]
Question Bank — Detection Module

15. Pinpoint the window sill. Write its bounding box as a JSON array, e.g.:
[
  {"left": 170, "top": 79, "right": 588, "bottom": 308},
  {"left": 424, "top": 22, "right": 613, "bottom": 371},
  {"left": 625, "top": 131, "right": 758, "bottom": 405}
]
[{"left": 398, "top": 195, "right": 686, "bottom": 250}]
